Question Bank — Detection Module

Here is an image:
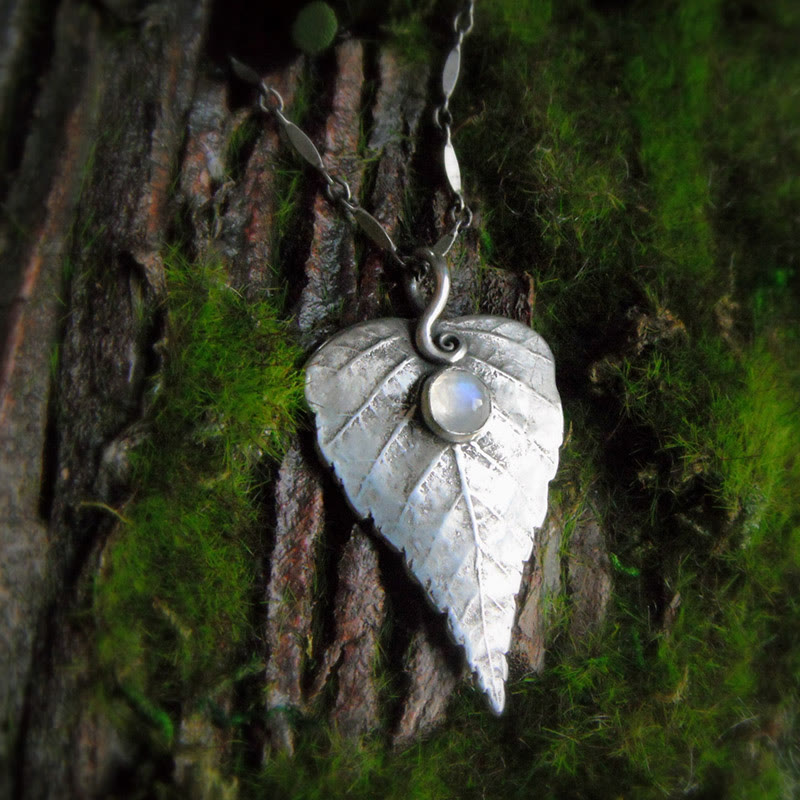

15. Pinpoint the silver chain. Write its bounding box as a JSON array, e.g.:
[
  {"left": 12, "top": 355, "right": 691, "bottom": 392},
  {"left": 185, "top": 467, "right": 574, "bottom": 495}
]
[
  {"left": 433, "top": 0, "right": 475, "bottom": 245},
  {"left": 231, "top": 0, "right": 475, "bottom": 272}
]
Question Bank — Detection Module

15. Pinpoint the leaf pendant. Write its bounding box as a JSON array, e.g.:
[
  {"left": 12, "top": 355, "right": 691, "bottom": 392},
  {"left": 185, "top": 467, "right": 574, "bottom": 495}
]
[{"left": 305, "top": 315, "right": 563, "bottom": 713}]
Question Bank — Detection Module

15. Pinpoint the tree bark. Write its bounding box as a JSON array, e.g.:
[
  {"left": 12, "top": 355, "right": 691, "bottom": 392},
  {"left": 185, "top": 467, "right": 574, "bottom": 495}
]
[{"left": 0, "top": 3, "right": 612, "bottom": 796}]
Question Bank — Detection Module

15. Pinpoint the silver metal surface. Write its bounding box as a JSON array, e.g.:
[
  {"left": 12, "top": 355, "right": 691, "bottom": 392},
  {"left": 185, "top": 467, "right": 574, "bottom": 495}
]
[
  {"left": 432, "top": 0, "right": 475, "bottom": 231},
  {"left": 305, "top": 315, "right": 563, "bottom": 713},
  {"left": 442, "top": 45, "right": 461, "bottom": 100},
  {"left": 323, "top": 174, "right": 353, "bottom": 206},
  {"left": 454, "top": 1, "right": 475, "bottom": 35},
  {"left": 275, "top": 112, "right": 325, "bottom": 171},
  {"left": 353, "top": 207, "right": 398, "bottom": 254},
  {"left": 413, "top": 249, "right": 467, "bottom": 365},
  {"left": 443, "top": 136, "right": 462, "bottom": 195}
]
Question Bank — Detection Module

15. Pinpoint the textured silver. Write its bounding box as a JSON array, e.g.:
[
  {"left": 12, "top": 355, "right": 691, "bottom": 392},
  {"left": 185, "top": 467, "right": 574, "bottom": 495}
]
[
  {"left": 305, "top": 316, "right": 563, "bottom": 713},
  {"left": 443, "top": 137, "right": 462, "bottom": 195}
]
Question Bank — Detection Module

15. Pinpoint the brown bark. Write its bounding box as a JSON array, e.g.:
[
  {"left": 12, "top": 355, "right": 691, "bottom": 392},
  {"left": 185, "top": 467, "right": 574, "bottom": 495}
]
[
  {"left": 567, "top": 510, "right": 613, "bottom": 643},
  {"left": 512, "top": 511, "right": 564, "bottom": 674},
  {"left": 1, "top": 1, "right": 214, "bottom": 795},
  {"left": 264, "top": 442, "right": 324, "bottom": 754},
  {"left": 0, "top": 5, "right": 609, "bottom": 796},
  {"left": 313, "top": 525, "right": 386, "bottom": 740}
]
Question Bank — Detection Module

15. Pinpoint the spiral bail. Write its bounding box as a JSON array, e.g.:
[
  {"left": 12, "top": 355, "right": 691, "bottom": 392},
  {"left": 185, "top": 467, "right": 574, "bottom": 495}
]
[{"left": 410, "top": 248, "right": 467, "bottom": 365}]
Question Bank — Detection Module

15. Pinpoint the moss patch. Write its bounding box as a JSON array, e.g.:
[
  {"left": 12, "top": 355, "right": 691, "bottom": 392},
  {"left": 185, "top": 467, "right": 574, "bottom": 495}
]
[
  {"left": 251, "top": 0, "right": 800, "bottom": 797},
  {"left": 93, "top": 250, "right": 304, "bottom": 737},
  {"left": 90, "top": 0, "right": 800, "bottom": 795}
]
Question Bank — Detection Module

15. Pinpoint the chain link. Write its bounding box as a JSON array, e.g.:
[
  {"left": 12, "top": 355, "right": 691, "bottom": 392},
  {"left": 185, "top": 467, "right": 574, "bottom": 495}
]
[
  {"left": 454, "top": 1, "right": 475, "bottom": 35},
  {"left": 257, "top": 85, "right": 284, "bottom": 114},
  {"left": 231, "top": 0, "right": 475, "bottom": 273},
  {"left": 432, "top": 0, "right": 475, "bottom": 249}
]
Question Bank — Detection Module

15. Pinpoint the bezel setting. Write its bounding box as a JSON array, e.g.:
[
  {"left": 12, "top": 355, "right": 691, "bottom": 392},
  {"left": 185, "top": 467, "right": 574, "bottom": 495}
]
[{"left": 420, "top": 366, "right": 493, "bottom": 443}]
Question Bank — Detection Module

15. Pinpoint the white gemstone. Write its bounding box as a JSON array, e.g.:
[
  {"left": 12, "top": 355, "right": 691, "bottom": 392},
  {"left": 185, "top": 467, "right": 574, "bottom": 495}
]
[{"left": 422, "top": 368, "right": 492, "bottom": 442}]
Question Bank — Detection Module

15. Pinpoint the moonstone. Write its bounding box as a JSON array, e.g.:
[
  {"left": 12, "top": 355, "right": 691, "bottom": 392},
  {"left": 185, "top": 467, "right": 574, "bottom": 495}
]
[{"left": 421, "top": 367, "right": 492, "bottom": 442}]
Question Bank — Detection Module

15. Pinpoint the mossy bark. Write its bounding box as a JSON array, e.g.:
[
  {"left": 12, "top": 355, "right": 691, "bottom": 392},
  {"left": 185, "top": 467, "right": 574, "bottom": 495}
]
[
  {"left": 0, "top": 3, "right": 609, "bottom": 797},
  {"left": 1, "top": 1, "right": 213, "bottom": 795},
  {"left": 6, "top": 1, "right": 800, "bottom": 799}
]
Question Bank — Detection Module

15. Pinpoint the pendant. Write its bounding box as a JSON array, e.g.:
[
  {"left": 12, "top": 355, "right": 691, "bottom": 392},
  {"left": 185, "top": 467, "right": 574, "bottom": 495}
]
[{"left": 305, "top": 254, "right": 562, "bottom": 713}]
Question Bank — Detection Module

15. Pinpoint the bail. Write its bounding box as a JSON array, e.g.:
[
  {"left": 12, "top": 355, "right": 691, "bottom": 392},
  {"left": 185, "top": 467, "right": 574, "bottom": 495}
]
[{"left": 410, "top": 248, "right": 467, "bottom": 365}]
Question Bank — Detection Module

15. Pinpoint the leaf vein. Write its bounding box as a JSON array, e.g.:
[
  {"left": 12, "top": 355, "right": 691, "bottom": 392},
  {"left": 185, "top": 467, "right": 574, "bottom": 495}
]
[
  {"left": 468, "top": 490, "right": 530, "bottom": 550},
  {"left": 396, "top": 445, "right": 450, "bottom": 524},
  {"left": 454, "top": 446, "right": 497, "bottom": 690},
  {"left": 475, "top": 360, "right": 560, "bottom": 411},
  {"left": 490, "top": 408, "right": 557, "bottom": 465},
  {"left": 354, "top": 406, "right": 416, "bottom": 503},
  {"left": 454, "top": 328, "right": 553, "bottom": 364},
  {"left": 326, "top": 356, "right": 417, "bottom": 446},
  {"left": 330, "top": 333, "right": 405, "bottom": 376}
]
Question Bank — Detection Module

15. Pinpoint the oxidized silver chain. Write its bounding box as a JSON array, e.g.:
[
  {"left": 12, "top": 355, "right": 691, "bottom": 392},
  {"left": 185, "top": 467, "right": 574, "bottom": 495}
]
[
  {"left": 433, "top": 1, "right": 475, "bottom": 240},
  {"left": 232, "top": 0, "right": 475, "bottom": 335}
]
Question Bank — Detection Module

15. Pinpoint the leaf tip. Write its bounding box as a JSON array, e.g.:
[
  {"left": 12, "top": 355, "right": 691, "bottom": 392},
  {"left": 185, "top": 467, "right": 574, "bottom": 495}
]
[{"left": 486, "top": 683, "right": 506, "bottom": 715}]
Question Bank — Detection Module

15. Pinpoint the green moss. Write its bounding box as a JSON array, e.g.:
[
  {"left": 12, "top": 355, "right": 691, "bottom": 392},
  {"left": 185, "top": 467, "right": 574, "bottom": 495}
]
[
  {"left": 247, "top": 0, "right": 800, "bottom": 796},
  {"left": 87, "top": 0, "right": 800, "bottom": 795},
  {"left": 626, "top": 2, "right": 719, "bottom": 288},
  {"left": 458, "top": 1, "right": 639, "bottom": 369},
  {"left": 94, "top": 251, "right": 304, "bottom": 725},
  {"left": 293, "top": 3, "right": 339, "bottom": 56},
  {"left": 225, "top": 116, "right": 261, "bottom": 183},
  {"left": 690, "top": 339, "right": 797, "bottom": 519},
  {"left": 482, "top": 0, "right": 552, "bottom": 44}
]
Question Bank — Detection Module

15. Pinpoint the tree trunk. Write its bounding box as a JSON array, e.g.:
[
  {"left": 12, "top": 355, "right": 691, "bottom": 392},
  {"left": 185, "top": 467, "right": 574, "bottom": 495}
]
[{"left": 0, "top": 3, "right": 610, "bottom": 797}]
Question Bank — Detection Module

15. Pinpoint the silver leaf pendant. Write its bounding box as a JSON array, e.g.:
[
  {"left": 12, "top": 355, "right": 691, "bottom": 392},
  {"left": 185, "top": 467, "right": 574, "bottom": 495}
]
[{"left": 305, "top": 315, "right": 563, "bottom": 713}]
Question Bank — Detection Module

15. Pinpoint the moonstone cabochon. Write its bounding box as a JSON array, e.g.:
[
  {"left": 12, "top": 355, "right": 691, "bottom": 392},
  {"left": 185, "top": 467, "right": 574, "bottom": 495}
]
[
  {"left": 305, "top": 316, "right": 563, "bottom": 713},
  {"left": 424, "top": 368, "right": 492, "bottom": 439}
]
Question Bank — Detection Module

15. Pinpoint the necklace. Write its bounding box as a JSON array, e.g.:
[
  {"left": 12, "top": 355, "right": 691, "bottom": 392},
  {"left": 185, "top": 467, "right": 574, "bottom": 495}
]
[{"left": 234, "top": 1, "right": 562, "bottom": 714}]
